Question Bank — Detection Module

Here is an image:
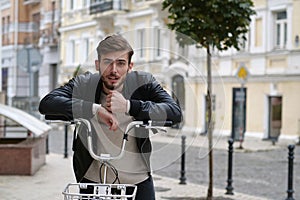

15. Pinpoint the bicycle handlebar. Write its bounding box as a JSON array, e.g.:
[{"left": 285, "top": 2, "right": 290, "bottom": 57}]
[
  {"left": 75, "top": 119, "right": 173, "bottom": 162},
  {"left": 143, "top": 120, "right": 173, "bottom": 127}
]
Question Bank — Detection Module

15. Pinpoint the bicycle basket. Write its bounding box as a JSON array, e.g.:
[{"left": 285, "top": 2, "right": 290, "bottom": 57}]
[{"left": 62, "top": 183, "right": 137, "bottom": 200}]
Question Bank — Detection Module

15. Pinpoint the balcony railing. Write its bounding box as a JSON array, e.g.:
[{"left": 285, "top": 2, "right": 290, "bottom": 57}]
[
  {"left": 23, "top": 0, "right": 41, "bottom": 5},
  {"left": 89, "top": 0, "right": 128, "bottom": 15}
]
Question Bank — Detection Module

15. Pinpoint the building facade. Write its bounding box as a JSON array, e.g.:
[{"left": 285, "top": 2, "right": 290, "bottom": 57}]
[
  {"left": 184, "top": 0, "right": 300, "bottom": 140},
  {"left": 58, "top": 0, "right": 300, "bottom": 140},
  {"left": 1, "top": 0, "right": 299, "bottom": 140},
  {"left": 0, "top": 0, "right": 60, "bottom": 116},
  {"left": 215, "top": 0, "right": 300, "bottom": 140}
]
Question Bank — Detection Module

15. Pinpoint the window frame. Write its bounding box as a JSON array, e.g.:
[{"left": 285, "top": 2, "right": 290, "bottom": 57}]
[
  {"left": 136, "top": 28, "right": 145, "bottom": 59},
  {"left": 153, "top": 27, "right": 162, "bottom": 58},
  {"left": 274, "top": 10, "right": 287, "bottom": 49}
]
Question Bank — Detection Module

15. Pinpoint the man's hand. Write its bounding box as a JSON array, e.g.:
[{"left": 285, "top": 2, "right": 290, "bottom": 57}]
[
  {"left": 105, "top": 91, "right": 127, "bottom": 113},
  {"left": 96, "top": 106, "right": 118, "bottom": 131}
]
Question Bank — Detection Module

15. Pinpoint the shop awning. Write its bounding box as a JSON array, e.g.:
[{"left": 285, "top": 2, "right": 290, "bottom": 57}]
[{"left": 0, "top": 103, "right": 51, "bottom": 137}]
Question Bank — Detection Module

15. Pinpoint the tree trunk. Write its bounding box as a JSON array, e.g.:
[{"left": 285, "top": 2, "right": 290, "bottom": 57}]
[{"left": 206, "top": 46, "right": 213, "bottom": 199}]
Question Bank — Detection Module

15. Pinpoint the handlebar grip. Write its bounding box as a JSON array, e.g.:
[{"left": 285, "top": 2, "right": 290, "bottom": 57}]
[{"left": 146, "top": 120, "right": 174, "bottom": 127}]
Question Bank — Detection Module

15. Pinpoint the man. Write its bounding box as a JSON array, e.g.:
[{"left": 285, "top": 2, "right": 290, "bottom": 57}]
[{"left": 39, "top": 34, "right": 182, "bottom": 199}]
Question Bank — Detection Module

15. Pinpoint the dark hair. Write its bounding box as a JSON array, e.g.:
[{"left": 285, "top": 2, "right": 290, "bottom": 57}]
[{"left": 96, "top": 34, "right": 134, "bottom": 64}]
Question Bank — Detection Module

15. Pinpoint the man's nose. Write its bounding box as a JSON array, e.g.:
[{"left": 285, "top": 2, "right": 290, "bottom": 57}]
[{"left": 110, "top": 61, "right": 117, "bottom": 73}]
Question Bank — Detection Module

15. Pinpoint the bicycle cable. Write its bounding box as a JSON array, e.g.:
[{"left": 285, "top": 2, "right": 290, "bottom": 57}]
[{"left": 99, "top": 161, "right": 120, "bottom": 184}]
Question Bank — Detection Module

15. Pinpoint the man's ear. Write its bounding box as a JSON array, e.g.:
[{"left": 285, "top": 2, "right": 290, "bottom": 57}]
[
  {"left": 95, "top": 60, "right": 100, "bottom": 71},
  {"left": 128, "top": 62, "right": 133, "bottom": 72}
]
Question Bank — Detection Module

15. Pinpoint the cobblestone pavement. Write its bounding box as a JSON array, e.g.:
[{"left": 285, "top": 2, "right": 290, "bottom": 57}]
[{"left": 150, "top": 129, "right": 300, "bottom": 200}]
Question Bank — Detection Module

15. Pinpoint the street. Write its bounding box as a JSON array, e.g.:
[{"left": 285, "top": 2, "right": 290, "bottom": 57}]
[
  {"left": 48, "top": 126, "right": 300, "bottom": 200},
  {"left": 152, "top": 141, "right": 300, "bottom": 200}
]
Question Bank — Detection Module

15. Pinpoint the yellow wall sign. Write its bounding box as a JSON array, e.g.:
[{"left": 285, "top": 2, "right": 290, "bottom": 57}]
[
  {"left": 238, "top": 67, "right": 247, "bottom": 79},
  {"left": 236, "top": 65, "right": 249, "bottom": 82}
]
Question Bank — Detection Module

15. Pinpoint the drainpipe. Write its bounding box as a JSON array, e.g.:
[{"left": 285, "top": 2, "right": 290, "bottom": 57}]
[
  {"left": 56, "top": 0, "right": 62, "bottom": 86},
  {"left": 297, "top": 119, "right": 300, "bottom": 145},
  {"left": 0, "top": 3, "right": 2, "bottom": 92}
]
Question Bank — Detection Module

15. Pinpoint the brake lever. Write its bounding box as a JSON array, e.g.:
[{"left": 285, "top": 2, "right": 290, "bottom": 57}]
[
  {"left": 136, "top": 120, "right": 171, "bottom": 134},
  {"left": 148, "top": 127, "right": 167, "bottom": 134}
]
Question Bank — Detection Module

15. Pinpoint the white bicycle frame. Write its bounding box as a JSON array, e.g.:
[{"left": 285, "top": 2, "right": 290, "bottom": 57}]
[{"left": 62, "top": 118, "right": 171, "bottom": 200}]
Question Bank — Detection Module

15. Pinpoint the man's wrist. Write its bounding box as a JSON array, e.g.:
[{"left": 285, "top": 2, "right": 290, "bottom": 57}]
[
  {"left": 92, "top": 103, "right": 102, "bottom": 116},
  {"left": 126, "top": 100, "right": 130, "bottom": 114}
]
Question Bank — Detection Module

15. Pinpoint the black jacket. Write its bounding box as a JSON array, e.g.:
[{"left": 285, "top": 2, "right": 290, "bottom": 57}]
[{"left": 39, "top": 71, "right": 182, "bottom": 182}]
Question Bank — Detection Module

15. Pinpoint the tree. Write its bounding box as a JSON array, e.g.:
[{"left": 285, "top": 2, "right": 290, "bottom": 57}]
[{"left": 162, "top": 0, "right": 256, "bottom": 199}]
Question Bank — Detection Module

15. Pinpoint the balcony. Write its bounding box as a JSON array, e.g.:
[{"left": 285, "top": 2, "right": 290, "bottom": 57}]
[
  {"left": 89, "top": 0, "right": 128, "bottom": 15},
  {"left": 23, "top": 0, "right": 40, "bottom": 5}
]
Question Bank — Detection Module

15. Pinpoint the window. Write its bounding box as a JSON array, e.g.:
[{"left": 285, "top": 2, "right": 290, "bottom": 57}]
[
  {"left": 90, "top": 0, "right": 115, "bottom": 13},
  {"left": 255, "top": 18, "right": 262, "bottom": 47},
  {"left": 137, "top": 29, "right": 145, "bottom": 59},
  {"left": 67, "top": 40, "right": 75, "bottom": 64},
  {"left": 82, "top": 38, "right": 89, "bottom": 62},
  {"left": 2, "top": 17, "right": 5, "bottom": 44},
  {"left": 274, "top": 11, "right": 287, "bottom": 49},
  {"left": 70, "top": 0, "right": 75, "bottom": 10},
  {"left": 4, "top": 16, "right": 10, "bottom": 44},
  {"left": 1, "top": 17, "right": 4, "bottom": 33},
  {"left": 154, "top": 28, "right": 161, "bottom": 57},
  {"left": 179, "top": 44, "right": 188, "bottom": 59},
  {"left": 238, "top": 32, "right": 248, "bottom": 51},
  {"left": 6, "top": 16, "right": 10, "bottom": 29},
  {"left": 32, "top": 13, "right": 40, "bottom": 45},
  {"left": 71, "top": 40, "right": 75, "bottom": 63},
  {"left": 2, "top": 68, "right": 8, "bottom": 93},
  {"left": 83, "top": 0, "right": 90, "bottom": 7}
]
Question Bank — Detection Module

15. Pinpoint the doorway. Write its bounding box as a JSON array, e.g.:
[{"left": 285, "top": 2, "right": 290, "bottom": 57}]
[
  {"left": 268, "top": 96, "right": 282, "bottom": 139},
  {"left": 231, "top": 88, "right": 247, "bottom": 140}
]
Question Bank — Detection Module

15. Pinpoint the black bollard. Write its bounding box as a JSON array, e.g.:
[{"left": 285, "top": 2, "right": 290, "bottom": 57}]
[
  {"left": 46, "top": 135, "right": 49, "bottom": 154},
  {"left": 45, "top": 121, "right": 49, "bottom": 154},
  {"left": 179, "top": 135, "right": 187, "bottom": 184},
  {"left": 286, "top": 145, "right": 295, "bottom": 200},
  {"left": 225, "top": 138, "right": 234, "bottom": 195},
  {"left": 64, "top": 124, "right": 68, "bottom": 158}
]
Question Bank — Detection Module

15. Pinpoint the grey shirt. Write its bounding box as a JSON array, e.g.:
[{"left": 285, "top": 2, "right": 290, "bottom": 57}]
[{"left": 84, "top": 93, "right": 149, "bottom": 184}]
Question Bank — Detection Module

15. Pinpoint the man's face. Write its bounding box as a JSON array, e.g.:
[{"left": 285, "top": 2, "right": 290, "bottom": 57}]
[{"left": 95, "top": 50, "right": 133, "bottom": 91}]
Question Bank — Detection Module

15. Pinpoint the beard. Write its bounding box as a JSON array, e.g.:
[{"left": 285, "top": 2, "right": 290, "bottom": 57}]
[
  {"left": 102, "top": 78, "right": 117, "bottom": 90},
  {"left": 101, "top": 72, "right": 127, "bottom": 91}
]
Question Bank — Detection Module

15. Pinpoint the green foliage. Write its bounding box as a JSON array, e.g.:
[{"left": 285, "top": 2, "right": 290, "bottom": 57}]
[
  {"left": 162, "top": 0, "right": 256, "bottom": 51},
  {"left": 73, "top": 64, "right": 84, "bottom": 77}
]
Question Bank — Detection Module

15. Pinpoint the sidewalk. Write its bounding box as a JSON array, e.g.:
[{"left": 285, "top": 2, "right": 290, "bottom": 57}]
[
  {"left": 0, "top": 132, "right": 295, "bottom": 200},
  {"left": 150, "top": 128, "right": 295, "bottom": 152}
]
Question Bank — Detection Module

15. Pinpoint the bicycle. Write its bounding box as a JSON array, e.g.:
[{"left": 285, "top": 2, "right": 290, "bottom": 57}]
[{"left": 61, "top": 118, "right": 173, "bottom": 200}]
